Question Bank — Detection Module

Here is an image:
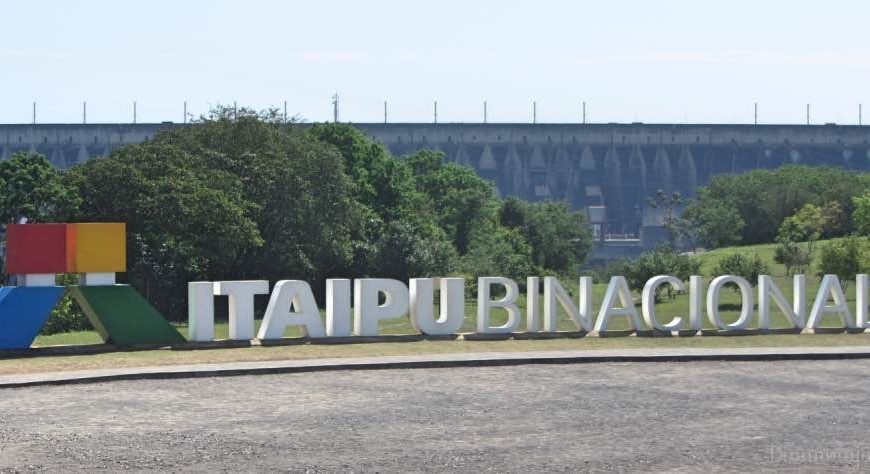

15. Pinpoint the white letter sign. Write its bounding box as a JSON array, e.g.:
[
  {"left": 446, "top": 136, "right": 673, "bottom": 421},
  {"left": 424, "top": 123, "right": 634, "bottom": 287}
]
[
  {"left": 706, "top": 276, "right": 753, "bottom": 331},
  {"left": 594, "top": 276, "right": 643, "bottom": 332},
  {"left": 807, "top": 275, "right": 854, "bottom": 329},
  {"left": 641, "top": 275, "right": 685, "bottom": 331},
  {"left": 214, "top": 280, "right": 269, "bottom": 340},
  {"left": 758, "top": 275, "right": 806, "bottom": 330},
  {"left": 476, "top": 277, "right": 520, "bottom": 333},
  {"left": 353, "top": 279, "right": 410, "bottom": 336},
  {"left": 409, "top": 278, "right": 465, "bottom": 336},
  {"left": 542, "top": 277, "right": 593, "bottom": 332},
  {"left": 258, "top": 280, "right": 325, "bottom": 339},
  {"left": 188, "top": 281, "right": 215, "bottom": 342}
]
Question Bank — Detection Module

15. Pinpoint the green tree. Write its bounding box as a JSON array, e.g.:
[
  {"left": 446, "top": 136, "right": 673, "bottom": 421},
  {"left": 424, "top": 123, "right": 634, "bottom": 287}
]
[
  {"left": 308, "top": 123, "right": 425, "bottom": 222},
  {"left": 774, "top": 217, "right": 811, "bottom": 276},
  {"left": 0, "top": 152, "right": 80, "bottom": 285},
  {"left": 817, "top": 236, "right": 868, "bottom": 287},
  {"left": 498, "top": 196, "right": 526, "bottom": 229},
  {"left": 155, "top": 108, "right": 361, "bottom": 284},
  {"left": 852, "top": 192, "right": 870, "bottom": 237},
  {"left": 0, "top": 152, "right": 78, "bottom": 224},
  {"left": 62, "top": 141, "right": 264, "bottom": 318},
  {"left": 820, "top": 201, "right": 848, "bottom": 238},
  {"left": 460, "top": 224, "right": 538, "bottom": 286},
  {"left": 54, "top": 110, "right": 598, "bottom": 320},
  {"left": 405, "top": 149, "right": 497, "bottom": 255},
  {"left": 372, "top": 220, "right": 457, "bottom": 280},
  {"left": 770, "top": 203, "right": 835, "bottom": 277},
  {"left": 499, "top": 199, "right": 592, "bottom": 273},
  {"left": 689, "top": 166, "right": 870, "bottom": 244},
  {"left": 793, "top": 203, "right": 826, "bottom": 256},
  {"left": 683, "top": 193, "right": 745, "bottom": 249},
  {"left": 646, "top": 190, "right": 686, "bottom": 246},
  {"left": 308, "top": 125, "right": 451, "bottom": 277}
]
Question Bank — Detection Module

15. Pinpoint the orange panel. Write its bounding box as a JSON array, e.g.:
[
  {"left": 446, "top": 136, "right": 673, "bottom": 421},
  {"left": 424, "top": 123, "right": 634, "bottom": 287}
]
[
  {"left": 70, "top": 223, "right": 126, "bottom": 273},
  {"left": 65, "top": 224, "right": 78, "bottom": 273}
]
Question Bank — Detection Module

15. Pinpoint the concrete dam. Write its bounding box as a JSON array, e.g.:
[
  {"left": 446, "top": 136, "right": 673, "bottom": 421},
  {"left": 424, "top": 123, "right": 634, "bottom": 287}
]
[{"left": 2, "top": 122, "right": 869, "bottom": 260}]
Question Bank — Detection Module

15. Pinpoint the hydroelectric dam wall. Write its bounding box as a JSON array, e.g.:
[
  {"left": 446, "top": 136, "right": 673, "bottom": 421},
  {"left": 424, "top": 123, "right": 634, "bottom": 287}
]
[{"left": 2, "top": 122, "right": 869, "bottom": 260}]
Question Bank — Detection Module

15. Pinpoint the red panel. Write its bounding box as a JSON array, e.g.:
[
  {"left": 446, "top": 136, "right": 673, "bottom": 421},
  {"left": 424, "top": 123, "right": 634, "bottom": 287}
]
[{"left": 5, "top": 224, "right": 69, "bottom": 274}]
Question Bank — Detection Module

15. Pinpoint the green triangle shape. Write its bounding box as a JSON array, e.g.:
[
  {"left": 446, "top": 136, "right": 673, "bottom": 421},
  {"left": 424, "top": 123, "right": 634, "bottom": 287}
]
[{"left": 70, "top": 285, "right": 186, "bottom": 346}]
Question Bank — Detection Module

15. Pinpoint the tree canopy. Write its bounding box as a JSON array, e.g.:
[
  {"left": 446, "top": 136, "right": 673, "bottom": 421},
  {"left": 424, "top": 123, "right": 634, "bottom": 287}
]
[
  {"left": 684, "top": 166, "right": 870, "bottom": 247},
  {"left": 0, "top": 109, "right": 594, "bottom": 320},
  {"left": 0, "top": 152, "right": 78, "bottom": 224}
]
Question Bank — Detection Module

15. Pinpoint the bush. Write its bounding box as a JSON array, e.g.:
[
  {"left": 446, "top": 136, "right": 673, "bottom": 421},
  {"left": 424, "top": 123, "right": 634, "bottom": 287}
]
[
  {"left": 41, "top": 295, "right": 91, "bottom": 335},
  {"left": 591, "top": 259, "right": 631, "bottom": 284},
  {"left": 713, "top": 253, "right": 769, "bottom": 286},
  {"left": 623, "top": 246, "right": 701, "bottom": 302},
  {"left": 38, "top": 274, "right": 91, "bottom": 335},
  {"left": 817, "top": 236, "right": 869, "bottom": 286}
]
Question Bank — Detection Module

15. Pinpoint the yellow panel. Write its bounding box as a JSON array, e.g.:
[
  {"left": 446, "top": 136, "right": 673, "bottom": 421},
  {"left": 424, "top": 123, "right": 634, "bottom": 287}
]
[{"left": 73, "top": 223, "right": 126, "bottom": 273}]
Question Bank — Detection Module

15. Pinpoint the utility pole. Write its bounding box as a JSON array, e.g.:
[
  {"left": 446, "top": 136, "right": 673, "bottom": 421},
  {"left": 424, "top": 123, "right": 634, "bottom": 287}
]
[
  {"left": 331, "top": 94, "right": 339, "bottom": 123},
  {"left": 133, "top": 101, "right": 137, "bottom": 124},
  {"left": 860, "top": 104, "right": 863, "bottom": 126},
  {"left": 384, "top": 100, "right": 388, "bottom": 124},
  {"left": 233, "top": 101, "right": 237, "bottom": 120},
  {"left": 582, "top": 101, "right": 586, "bottom": 124},
  {"left": 283, "top": 100, "right": 287, "bottom": 123},
  {"left": 434, "top": 101, "right": 438, "bottom": 124},
  {"left": 483, "top": 100, "right": 487, "bottom": 124},
  {"left": 754, "top": 102, "right": 758, "bottom": 125},
  {"left": 83, "top": 102, "right": 87, "bottom": 124},
  {"left": 533, "top": 101, "right": 537, "bottom": 124},
  {"left": 183, "top": 101, "right": 188, "bottom": 124},
  {"left": 806, "top": 103, "right": 810, "bottom": 125},
  {"left": 32, "top": 102, "right": 36, "bottom": 125}
]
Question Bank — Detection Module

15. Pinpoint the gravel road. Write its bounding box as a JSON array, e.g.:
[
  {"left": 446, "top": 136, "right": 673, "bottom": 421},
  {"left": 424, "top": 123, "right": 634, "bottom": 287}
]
[{"left": 2, "top": 359, "right": 870, "bottom": 472}]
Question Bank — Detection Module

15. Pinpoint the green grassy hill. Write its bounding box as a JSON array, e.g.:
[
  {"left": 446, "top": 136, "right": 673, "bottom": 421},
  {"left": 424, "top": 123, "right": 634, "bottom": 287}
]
[{"left": 697, "top": 240, "right": 833, "bottom": 277}]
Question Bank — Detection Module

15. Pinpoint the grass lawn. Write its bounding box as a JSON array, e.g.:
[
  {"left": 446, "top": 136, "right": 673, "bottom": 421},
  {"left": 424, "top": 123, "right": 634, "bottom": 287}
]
[
  {"left": 4, "top": 239, "right": 865, "bottom": 375},
  {"left": 5, "top": 333, "right": 870, "bottom": 376}
]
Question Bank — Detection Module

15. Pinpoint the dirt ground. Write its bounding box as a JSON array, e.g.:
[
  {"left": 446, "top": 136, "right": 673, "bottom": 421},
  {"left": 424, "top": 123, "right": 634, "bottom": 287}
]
[{"left": 1, "top": 360, "right": 869, "bottom": 472}]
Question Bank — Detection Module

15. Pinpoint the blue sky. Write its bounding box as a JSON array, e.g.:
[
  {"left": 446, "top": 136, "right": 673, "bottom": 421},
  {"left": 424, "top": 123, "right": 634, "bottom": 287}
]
[{"left": 1, "top": 0, "right": 868, "bottom": 124}]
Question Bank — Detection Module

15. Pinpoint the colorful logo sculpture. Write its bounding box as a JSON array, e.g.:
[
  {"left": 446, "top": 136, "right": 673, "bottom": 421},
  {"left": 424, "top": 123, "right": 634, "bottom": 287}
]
[{"left": 0, "top": 223, "right": 185, "bottom": 349}]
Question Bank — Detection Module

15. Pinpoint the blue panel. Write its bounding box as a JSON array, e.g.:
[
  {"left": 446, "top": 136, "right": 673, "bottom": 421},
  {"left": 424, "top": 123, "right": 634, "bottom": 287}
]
[
  {"left": 0, "top": 287, "right": 13, "bottom": 304},
  {"left": 0, "top": 286, "right": 65, "bottom": 349}
]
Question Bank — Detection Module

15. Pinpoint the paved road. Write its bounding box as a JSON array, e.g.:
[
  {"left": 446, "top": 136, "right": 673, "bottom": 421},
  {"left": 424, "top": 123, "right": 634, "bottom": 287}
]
[{"left": 1, "top": 360, "right": 870, "bottom": 472}]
